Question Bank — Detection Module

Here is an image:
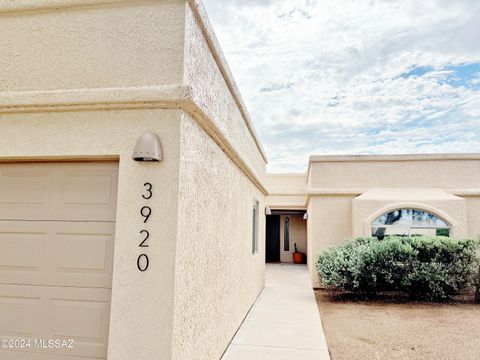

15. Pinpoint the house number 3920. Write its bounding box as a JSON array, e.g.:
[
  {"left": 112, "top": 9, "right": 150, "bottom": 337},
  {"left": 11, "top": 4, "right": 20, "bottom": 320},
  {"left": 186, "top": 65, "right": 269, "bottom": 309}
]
[{"left": 137, "top": 182, "right": 153, "bottom": 272}]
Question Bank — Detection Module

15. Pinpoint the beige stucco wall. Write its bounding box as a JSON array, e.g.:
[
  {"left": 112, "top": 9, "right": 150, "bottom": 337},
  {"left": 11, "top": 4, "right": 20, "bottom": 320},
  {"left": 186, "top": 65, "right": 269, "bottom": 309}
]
[
  {"left": 305, "top": 155, "right": 480, "bottom": 286},
  {"left": 279, "top": 215, "right": 307, "bottom": 263},
  {"left": 308, "top": 154, "right": 480, "bottom": 190},
  {"left": 0, "top": 0, "right": 186, "bottom": 91},
  {"left": 183, "top": 1, "right": 267, "bottom": 184},
  {"left": 0, "top": 0, "right": 268, "bottom": 359},
  {"left": 171, "top": 113, "right": 265, "bottom": 360},
  {"left": 307, "top": 196, "right": 354, "bottom": 286},
  {"left": 0, "top": 109, "right": 182, "bottom": 359},
  {"left": 352, "top": 189, "right": 468, "bottom": 238},
  {"left": 466, "top": 196, "right": 480, "bottom": 238},
  {"left": 266, "top": 173, "right": 307, "bottom": 209}
]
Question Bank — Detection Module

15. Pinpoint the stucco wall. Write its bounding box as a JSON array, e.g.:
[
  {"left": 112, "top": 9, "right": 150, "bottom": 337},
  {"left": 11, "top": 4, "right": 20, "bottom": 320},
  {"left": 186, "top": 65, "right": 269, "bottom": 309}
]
[
  {"left": 307, "top": 196, "right": 354, "bottom": 286},
  {"left": 171, "top": 113, "right": 265, "bottom": 360},
  {"left": 352, "top": 196, "right": 468, "bottom": 237},
  {"left": 0, "top": 0, "right": 186, "bottom": 91},
  {"left": 183, "top": 1, "right": 267, "bottom": 182},
  {"left": 465, "top": 197, "right": 480, "bottom": 238},
  {"left": 0, "top": 109, "right": 182, "bottom": 360},
  {"left": 266, "top": 173, "right": 307, "bottom": 209},
  {"left": 0, "top": 1, "right": 269, "bottom": 359},
  {"left": 279, "top": 215, "right": 307, "bottom": 263},
  {"left": 306, "top": 155, "right": 480, "bottom": 286},
  {"left": 308, "top": 155, "right": 480, "bottom": 190}
]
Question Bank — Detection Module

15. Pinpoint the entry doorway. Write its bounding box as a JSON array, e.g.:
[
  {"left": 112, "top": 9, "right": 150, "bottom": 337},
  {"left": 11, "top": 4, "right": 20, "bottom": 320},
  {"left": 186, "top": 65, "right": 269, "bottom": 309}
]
[
  {"left": 265, "top": 210, "right": 307, "bottom": 263},
  {"left": 266, "top": 215, "right": 280, "bottom": 262}
]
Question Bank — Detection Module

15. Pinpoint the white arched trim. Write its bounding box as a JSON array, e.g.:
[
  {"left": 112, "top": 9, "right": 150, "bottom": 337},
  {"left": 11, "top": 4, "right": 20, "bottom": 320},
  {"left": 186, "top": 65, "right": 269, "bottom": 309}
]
[{"left": 363, "top": 202, "right": 458, "bottom": 237}]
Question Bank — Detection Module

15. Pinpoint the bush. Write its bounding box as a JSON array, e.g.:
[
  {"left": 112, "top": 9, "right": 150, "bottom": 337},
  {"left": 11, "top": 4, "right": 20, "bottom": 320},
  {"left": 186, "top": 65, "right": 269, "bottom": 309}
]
[{"left": 316, "top": 236, "right": 480, "bottom": 301}]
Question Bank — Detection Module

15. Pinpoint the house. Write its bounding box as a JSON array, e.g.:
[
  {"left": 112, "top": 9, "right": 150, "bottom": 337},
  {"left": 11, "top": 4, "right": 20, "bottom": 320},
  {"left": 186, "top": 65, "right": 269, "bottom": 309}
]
[
  {"left": 0, "top": 1, "right": 479, "bottom": 360},
  {"left": 0, "top": 1, "right": 265, "bottom": 359},
  {"left": 267, "top": 154, "right": 480, "bottom": 286}
]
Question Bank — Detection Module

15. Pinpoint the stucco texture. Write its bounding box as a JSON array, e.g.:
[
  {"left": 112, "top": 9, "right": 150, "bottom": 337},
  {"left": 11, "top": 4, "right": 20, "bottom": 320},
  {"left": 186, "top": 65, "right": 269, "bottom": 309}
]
[
  {"left": 183, "top": 2, "right": 266, "bottom": 182},
  {"left": 0, "top": 109, "right": 182, "bottom": 360},
  {"left": 307, "top": 196, "right": 354, "bottom": 287},
  {"left": 0, "top": 0, "right": 269, "bottom": 359},
  {"left": 171, "top": 113, "right": 265, "bottom": 360},
  {"left": 266, "top": 174, "right": 307, "bottom": 210},
  {"left": 306, "top": 157, "right": 480, "bottom": 286},
  {"left": 466, "top": 197, "right": 480, "bottom": 238},
  {"left": 308, "top": 157, "right": 480, "bottom": 190},
  {"left": 0, "top": 0, "right": 186, "bottom": 91},
  {"left": 279, "top": 215, "right": 307, "bottom": 263},
  {"left": 352, "top": 188, "right": 468, "bottom": 238}
]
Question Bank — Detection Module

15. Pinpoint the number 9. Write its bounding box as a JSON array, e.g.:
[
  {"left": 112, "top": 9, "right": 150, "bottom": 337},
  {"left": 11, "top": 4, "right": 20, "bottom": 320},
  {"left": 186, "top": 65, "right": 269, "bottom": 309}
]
[{"left": 140, "top": 206, "right": 151, "bottom": 223}]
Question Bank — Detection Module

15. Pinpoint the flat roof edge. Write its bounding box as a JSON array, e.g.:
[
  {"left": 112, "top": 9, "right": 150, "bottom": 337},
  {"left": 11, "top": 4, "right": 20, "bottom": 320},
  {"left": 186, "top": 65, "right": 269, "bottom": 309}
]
[
  {"left": 266, "top": 173, "right": 307, "bottom": 176},
  {"left": 0, "top": 0, "right": 269, "bottom": 164},
  {"left": 0, "top": 84, "right": 269, "bottom": 195},
  {"left": 0, "top": 0, "right": 134, "bottom": 14},
  {"left": 309, "top": 153, "right": 480, "bottom": 163},
  {"left": 187, "top": 0, "right": 269, "bottom": 163}
]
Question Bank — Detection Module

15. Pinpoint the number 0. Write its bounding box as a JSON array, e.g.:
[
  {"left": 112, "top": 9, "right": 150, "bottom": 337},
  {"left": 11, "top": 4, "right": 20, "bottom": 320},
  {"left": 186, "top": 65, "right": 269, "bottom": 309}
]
[{"left": 137, "top": 254, "right": 149, "bottom": 271}]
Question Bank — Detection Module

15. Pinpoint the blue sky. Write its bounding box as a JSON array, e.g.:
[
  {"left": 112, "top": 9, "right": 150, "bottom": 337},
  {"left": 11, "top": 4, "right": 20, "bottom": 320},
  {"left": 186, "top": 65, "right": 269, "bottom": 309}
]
[{"left": 203, "top": 0, "right": 480, "bottom": 172}]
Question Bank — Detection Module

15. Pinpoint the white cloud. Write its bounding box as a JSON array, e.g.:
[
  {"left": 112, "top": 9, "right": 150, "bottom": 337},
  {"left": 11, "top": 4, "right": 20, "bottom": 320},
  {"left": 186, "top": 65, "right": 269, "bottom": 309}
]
[{"left": 203, "top": 0, "right": 480, "bottom": 172}]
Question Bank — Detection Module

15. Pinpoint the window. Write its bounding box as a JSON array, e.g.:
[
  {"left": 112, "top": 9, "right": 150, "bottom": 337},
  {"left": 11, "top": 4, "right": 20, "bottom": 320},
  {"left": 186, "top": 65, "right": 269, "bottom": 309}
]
[
  {"left": 371, "top": 208, "right": 450, "bottom": 240},
  {"left": 252, "top": 199, "right": 259, "bottom": 254},
  {"left": 284, "top": 216, "right": 290, "bottom": 251}
]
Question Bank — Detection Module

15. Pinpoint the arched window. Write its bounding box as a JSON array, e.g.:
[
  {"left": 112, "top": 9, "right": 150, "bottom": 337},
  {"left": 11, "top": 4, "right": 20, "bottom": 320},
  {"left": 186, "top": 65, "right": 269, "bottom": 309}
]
[{"left": 371, "top": 208, "right": 450, "bottom": 239}]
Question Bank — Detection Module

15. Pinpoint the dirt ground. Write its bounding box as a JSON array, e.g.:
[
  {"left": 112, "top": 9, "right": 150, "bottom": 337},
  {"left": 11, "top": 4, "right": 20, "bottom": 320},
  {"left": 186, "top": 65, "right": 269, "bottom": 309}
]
[{"left": 315, "top": 290, "right": 480, "bottom": 360}]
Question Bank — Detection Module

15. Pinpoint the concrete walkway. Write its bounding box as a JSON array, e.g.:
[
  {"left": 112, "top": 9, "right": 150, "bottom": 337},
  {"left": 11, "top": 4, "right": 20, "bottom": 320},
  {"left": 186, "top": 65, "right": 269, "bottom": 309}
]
[{"left": 222, "top": 263, "right": 330, "bottom": 360}]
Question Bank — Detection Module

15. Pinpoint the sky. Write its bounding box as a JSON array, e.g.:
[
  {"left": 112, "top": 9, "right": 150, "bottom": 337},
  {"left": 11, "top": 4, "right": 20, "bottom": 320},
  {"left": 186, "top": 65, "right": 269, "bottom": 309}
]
[{"left": 202, "top": 0, "right": 480, "bottom": 172}]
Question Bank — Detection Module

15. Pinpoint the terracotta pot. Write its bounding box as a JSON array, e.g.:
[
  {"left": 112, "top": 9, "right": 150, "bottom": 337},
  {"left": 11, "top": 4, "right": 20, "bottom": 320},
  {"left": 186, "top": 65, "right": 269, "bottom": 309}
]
[{"left": 293, "top": 252, "right": 304, "bottom": 264}]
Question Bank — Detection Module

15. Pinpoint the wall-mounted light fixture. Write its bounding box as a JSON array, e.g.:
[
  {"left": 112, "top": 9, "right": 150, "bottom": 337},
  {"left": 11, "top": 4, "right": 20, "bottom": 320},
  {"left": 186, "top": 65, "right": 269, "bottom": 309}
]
[
  {"left": 303, "top": 213, "right": 308, "bottom": 220},
  {"left": 132, "top": 132, "right": 163, "bottom": 162},
  {"left": 265, "top": 206, "right": 272, "bottom": 215}
]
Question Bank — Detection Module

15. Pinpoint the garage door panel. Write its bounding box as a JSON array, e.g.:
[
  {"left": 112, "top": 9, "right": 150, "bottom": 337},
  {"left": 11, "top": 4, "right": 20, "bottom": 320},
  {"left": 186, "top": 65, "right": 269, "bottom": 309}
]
[
  {"left": 0, "top": 165, "right": 53, "bottom": 219},
  {"left": 0, "top": 163, "right": 118, "bottom": 221},
  {"left": 0, "top": 293, "right": 41, "bottom": 337},
  {"left": 56, "top": 233, "right": 109, "bottom": 271},
  {"left": 0, "top": 162, "right": 117, "bottom": 360},
  {"left": 0, "top": 221, "right": 114, "bottom": 288},
  {"left": 52, "top": 222, "right": 115, "bottom": 288},
  {"left": 58, "top": 166, "right": 118, "bottom": 222},
  {"left": 0, "top": 285, "right": 110, "bottom": 359},
  {"left": 0, "top": 229, "right": 46, "bottom": 271},
  {"left": 50, "top": 287, "right": 111, "bottom": 358}
]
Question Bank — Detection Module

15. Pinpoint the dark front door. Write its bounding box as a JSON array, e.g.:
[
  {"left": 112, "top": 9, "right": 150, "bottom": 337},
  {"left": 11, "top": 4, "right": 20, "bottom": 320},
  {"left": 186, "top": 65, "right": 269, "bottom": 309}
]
[{"left": 266, "top": 215, "right": 280, "bottom": 262}]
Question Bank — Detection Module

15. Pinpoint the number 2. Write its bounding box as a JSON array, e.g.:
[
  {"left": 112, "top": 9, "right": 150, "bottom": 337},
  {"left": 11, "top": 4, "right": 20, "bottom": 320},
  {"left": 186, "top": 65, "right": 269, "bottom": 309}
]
[{"left": 139, "top": 230, "right": 149, "bottom": 247}]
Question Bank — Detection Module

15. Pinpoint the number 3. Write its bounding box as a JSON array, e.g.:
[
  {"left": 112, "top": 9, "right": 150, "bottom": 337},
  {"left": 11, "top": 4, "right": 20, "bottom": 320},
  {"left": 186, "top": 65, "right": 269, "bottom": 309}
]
[{"left": 142, "top": 182, "right": 153, "bottom": 200}]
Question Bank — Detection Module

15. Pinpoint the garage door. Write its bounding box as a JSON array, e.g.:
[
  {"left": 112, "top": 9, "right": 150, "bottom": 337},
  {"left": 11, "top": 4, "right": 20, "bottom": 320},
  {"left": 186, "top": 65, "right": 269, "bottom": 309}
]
[{"left": 0, "top": 162, "right": 118, "bottom": 360}]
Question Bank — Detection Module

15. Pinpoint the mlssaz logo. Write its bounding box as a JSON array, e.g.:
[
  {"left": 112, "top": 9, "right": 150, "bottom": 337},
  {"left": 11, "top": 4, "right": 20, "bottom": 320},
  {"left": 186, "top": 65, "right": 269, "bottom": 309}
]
[{"left": 34, "top": 339, "right": 75, "bottom": 349}]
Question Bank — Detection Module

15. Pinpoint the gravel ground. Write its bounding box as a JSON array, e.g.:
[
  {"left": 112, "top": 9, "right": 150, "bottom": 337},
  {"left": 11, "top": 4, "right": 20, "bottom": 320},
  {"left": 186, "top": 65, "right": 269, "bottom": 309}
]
[{"left": 315, "top": 290, "right": 480, "bottom": 360}]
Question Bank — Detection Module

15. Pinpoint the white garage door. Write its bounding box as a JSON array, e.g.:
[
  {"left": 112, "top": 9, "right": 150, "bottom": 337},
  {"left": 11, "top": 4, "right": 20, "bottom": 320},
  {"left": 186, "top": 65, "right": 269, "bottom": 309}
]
[{"left": 0, "top": 162, "right": 118, "bottom": 360}]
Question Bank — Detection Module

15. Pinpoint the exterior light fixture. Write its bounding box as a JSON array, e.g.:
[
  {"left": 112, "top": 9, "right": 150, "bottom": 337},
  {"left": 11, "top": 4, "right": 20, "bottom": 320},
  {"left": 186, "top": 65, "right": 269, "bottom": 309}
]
[
  {"left": 303, "top": 213, "right": 308, "bottom": 220},
  {"left": 132, "top": 132, "right": 163, "bottom": 162},
  {"left": 265, "top": 206, "right": 272, "bottom": 215}
]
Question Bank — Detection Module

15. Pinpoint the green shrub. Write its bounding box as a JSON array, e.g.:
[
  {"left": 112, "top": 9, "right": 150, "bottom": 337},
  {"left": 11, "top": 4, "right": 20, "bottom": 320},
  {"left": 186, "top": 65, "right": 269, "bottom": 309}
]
[{"left": 316, "top": 236, "right": 480, "bottom": 301}]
